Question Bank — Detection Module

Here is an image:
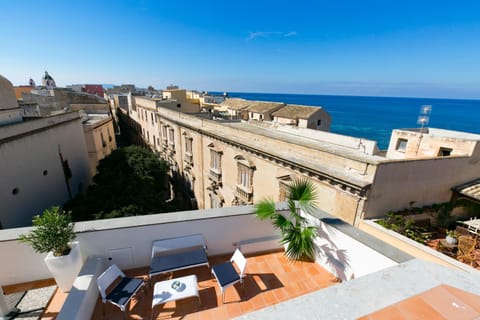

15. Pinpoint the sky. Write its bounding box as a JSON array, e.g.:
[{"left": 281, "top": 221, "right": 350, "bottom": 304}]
[{"left": 1, "top": 0, "right": 479, "bottom": 99}]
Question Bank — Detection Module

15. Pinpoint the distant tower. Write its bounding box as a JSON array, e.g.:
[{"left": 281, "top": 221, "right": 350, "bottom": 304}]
[
  {"left": 42, "top": 71, "right": 56, "bottom": 90},
  {"left": 29, "top": 78, "right": 36, "bottom": 88}
]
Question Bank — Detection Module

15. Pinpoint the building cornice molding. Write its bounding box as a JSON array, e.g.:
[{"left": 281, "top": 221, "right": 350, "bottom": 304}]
[{"left": 159, "top": 113, "right": 371, "bottom": 198}]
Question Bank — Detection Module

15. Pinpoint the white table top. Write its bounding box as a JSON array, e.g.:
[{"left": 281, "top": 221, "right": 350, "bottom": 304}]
[{"left": 152, "top": 274, "right": 199, "bottom": 307}]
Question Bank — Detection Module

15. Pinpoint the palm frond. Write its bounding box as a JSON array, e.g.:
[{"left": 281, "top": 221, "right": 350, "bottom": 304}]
[
  {"left": 273, "top": 214, "right": 292, "bottom": 232},
  {"left": 254, "top": 199, "right": 276, "bottom": 220},
  {"left": 288, "top": 178, "right": 318, "bottom": 214}
]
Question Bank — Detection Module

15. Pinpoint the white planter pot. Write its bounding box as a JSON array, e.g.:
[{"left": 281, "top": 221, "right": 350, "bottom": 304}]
[
  {"left": 44, "top": 241, "right": 84, "bottom": 292},
  {"left": 445, "top": 235, "right": 458, "bottom": 245}
]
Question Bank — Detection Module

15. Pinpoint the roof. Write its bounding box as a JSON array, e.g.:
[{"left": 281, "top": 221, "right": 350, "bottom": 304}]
[
  {"left": 246, "top": 101, "right": 284, "bottom": 113},
  {"left": 358, "top": 285, "right": 480, "bottom": 320},
  {"left": 237, "top": 259, "right": 480, "bottom": 319},
  {"left": 272, "top": 104, "right": 322, "bottom": 119},
  {"left": 453, "top": 178, "right": 480, "bottom": 202},
  {"left": 220, "top": 98, "right": 251, "bottom": 110}
]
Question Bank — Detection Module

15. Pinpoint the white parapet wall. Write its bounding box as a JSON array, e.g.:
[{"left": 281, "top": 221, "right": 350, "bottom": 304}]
[
  {"left": 314, "top": 218, "right": 397, "bottom": 280},
  {"left": 0, "top": 205, "right": 281, "bottom": 286}
]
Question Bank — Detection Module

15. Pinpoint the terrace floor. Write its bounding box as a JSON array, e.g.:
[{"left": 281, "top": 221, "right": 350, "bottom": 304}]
[{"left": 41, "top": 250, "right": 338, "bottom": 319}]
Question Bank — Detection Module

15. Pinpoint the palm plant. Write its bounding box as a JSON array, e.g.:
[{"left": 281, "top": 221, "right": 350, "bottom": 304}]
[{"left": 255, "top": 178, "right": 318, "bottom": 261}]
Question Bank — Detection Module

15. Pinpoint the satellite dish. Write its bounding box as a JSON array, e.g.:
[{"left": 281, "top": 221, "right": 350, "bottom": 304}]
[{"left": 417, "top": 105, "right": 432, "bottom": 130}]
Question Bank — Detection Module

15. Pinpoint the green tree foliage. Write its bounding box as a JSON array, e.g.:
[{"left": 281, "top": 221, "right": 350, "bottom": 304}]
[{"left": 64, "top": 146, "right": 170, "bottom": 221}]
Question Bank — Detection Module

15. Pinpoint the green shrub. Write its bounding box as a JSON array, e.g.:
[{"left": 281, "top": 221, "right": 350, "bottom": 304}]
[{"left": 19, "top": 206, "right": 75, "bottom": 257}]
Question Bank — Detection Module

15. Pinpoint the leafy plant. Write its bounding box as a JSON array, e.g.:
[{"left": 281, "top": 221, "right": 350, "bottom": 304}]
[
  {"left": 446, "top": 230, "right": 457, "bottom": 239},
  {"left": 376, "top": 212, "right": 431, "bottom": 244},
  {"left": 19, "top": 206, "right": 75, "bottom": 257},
  {"left": 255, "top": 178, "right": 318, "bottom": 261}
]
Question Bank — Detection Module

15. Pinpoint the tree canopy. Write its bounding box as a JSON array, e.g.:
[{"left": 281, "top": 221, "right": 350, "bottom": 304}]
[{"left": 64, "top": 146, "right": 170, "bottom": 221}]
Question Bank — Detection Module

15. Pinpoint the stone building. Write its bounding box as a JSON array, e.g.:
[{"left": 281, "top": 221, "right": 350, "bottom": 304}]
[
  {"left": 272, "top": 104, "right": 331, "bottom": 130},
  {"left": 0, "top": 75, "right": 91, "bottom": 228},
  {"left": 120, "top": 92, "right": 480, "bottom": 226}
]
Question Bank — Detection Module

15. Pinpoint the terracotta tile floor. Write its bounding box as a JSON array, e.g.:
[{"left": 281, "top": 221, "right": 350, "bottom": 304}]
[
  {"left": 358, "top": 285, "right": 480, "bottom": 320},
  {"left": 41, "top": 250, "right": 338, "bottom": 319}
]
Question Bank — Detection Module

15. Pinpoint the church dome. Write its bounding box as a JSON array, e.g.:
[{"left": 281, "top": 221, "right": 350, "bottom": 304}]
[
  {"left": 42, "top": 71, "right": 56, "bottom": 89},
  {"left": 0, "top": 75, "right": 18, "bottom": 110}
]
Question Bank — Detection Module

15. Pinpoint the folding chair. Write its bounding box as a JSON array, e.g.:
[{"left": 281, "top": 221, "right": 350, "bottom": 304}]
[
  {"left": 457, "top": 235, "right": 477, "bottom": 266},
  {"left": 211, "top": 249, "right": 247, "bottom": 303},
  {"left": 97, "top": 264, "right": 144, "bottom": 318}
]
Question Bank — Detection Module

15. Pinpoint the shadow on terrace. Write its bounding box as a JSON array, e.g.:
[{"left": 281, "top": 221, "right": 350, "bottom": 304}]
[{"left": 0, "top": 204, "right": 407, "bottom": 319}]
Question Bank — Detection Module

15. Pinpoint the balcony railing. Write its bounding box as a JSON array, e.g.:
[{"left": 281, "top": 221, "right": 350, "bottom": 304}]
[
  {"left": 184, "top": 153, "right": 193, "bottom": 166},
  {"left": 208, "top": 169, "right": 222, "bottom": 183},
  {"left": 235, "top": 186, "right": 253, "bottom": 204}
]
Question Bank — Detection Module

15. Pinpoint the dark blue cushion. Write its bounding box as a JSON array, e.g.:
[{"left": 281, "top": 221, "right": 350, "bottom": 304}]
[
  {"left": 106, "top": 277, "right": 143, "bottom": 307},
  {"left": 150, "top": 248, "right": 208, "bottom": 276},
  {"left": 212, "top": 261, "right": 240, "bottom": 287}
]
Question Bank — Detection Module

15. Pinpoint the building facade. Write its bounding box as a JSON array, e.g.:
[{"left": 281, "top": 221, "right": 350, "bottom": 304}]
[
  {"left": 122, "top": 95, "right": 480, "bottom": 226},
  {"left": 0, "top": 112, "right": 91, "bottom": 228}
]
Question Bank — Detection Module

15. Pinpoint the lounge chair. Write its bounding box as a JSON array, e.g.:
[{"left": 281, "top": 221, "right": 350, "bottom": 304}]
[
  {"left": 96, "top": 264, "right": 144, "bottom": 318},
  {"left": 211, "top": 249, "right": 247, "bottom": 303}
]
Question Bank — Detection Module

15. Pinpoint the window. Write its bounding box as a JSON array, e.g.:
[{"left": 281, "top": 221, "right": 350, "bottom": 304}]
[
  {"left": 238, "top": 164, "right": 252, "bottom": 190},
  {"left": 396, "top": 138, "right": 408, "bottom": 152},
  {"left": 317, "top": 119, "right": 322, "bottom": 126},
  {"left": 168, "top": 128, "right": 175, "bottom": 146},
  {"left": 438, "top": 147, "right": 452, "bottom": 156},
  {"left": 147, "top": 131, "right": 150, "bottom": 142},
  {"left": 260, "top": 114, "right": 264, "bottom": 120},
  {"left": 101, "top": 132, "right": 106, "bottom": 147},
  {"left": 210, "top": 194, "right": 223, "bottom": 208},
  {"left": 151, "top": 112, "right": 154, "bottom": 125},
  {"left": 157, "top": 137, "right": 160, "bottom": 146},
  {"left": 210, "top": 150, "right": 222, "bottom": 171},
  {"left": 144, "top": 110, "right": 147, "bottom": 121},
  {"left": 153, "top": 135, "right": 156, "bottom": 146},
  {"left": 185, "top": 137, "right": 193, "bottom": 155},
  {"left": 162, "top": 126, "right": 168, "bottom": 142}
]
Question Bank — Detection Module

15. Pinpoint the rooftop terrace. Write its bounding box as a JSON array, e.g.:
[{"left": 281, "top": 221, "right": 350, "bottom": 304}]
[{"left": 1, "top": 205, "right": 479, "bottom": 319}]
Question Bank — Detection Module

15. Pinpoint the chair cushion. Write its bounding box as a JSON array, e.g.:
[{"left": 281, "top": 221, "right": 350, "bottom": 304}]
[
  {"left": 106, "top": 277, "right": 143, "bottom": 307},
  {"left": 150, "top": 248, "right": 208, "bottom": 275},
  {"left": 212, "top": 261, "right": 240, "bottom": 287}
]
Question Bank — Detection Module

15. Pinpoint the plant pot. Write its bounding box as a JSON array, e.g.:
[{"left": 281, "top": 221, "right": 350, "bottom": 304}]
[
  {"left": 44, "top": 241, "right": 84, "bottom": 292},
  {"left": 445, "top": 235, "right": 457, "bottom": 245}
]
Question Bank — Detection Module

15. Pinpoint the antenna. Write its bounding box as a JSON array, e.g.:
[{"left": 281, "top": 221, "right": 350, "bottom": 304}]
[{"left": 417, "top": 105, "right": 432, "bottom": 132}]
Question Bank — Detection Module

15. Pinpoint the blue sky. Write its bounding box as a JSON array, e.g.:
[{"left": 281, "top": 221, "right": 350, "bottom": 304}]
[{"left": 1, "top": 0, "right": 479, "bottom": 98}]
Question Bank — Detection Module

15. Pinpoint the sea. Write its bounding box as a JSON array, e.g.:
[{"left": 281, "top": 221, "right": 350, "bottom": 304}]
[{"left": 221, "top": 92, "right": 480, "bottom": 150}]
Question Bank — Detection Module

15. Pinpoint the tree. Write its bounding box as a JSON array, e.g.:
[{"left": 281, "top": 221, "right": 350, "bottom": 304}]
[
  {"left": 64, "top": 146, "right": 170, "bottom": 221},
  {"left": 255, "top": 178, "right": 318, "bottom": 261}
]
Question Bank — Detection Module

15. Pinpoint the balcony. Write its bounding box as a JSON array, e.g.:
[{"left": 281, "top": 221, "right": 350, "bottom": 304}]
[
  {"left": 184, "top": 153, "right": 193, "bottom": 166},
  {"left": 235, "top": 186, "right": 253, "bottom": 204},
  {"left": 208, "top": 169, "right": 222, "bottom": 184},
  {"left": 0, "top": 205, "right": 428, "bottom": 319}
]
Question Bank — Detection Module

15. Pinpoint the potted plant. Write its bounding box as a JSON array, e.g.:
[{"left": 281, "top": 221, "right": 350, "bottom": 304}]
[
  {"left": 19, "top": 206, "right": 83, "bottom": 292},
  {"left": 445, "top": 230, "right": 458, "bottom": 245},
  {"left": 255, "top": 178, "right": 318, "bottom": 261}
]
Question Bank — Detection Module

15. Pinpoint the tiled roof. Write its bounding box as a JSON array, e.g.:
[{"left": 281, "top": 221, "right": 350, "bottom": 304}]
[
  {"left": 272, "top": 104, "right": 322, "bottom": 119},
  {"left": 220, "top": 98, "right": 251, "bottom": 110},
  {"left": 246, "top": 101, "right": 284, "bottom": 113}
]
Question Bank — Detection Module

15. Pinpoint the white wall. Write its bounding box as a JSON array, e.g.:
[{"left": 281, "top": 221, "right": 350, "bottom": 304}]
[
  {"left": 306, "top": 214, "right": 397, "bottom": 281},
  {"left": 0, "top": 113, "right": 91, "bottom": 228},
  {"left": 0, "top": 206, "right": 280, "bottom": 286}
]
